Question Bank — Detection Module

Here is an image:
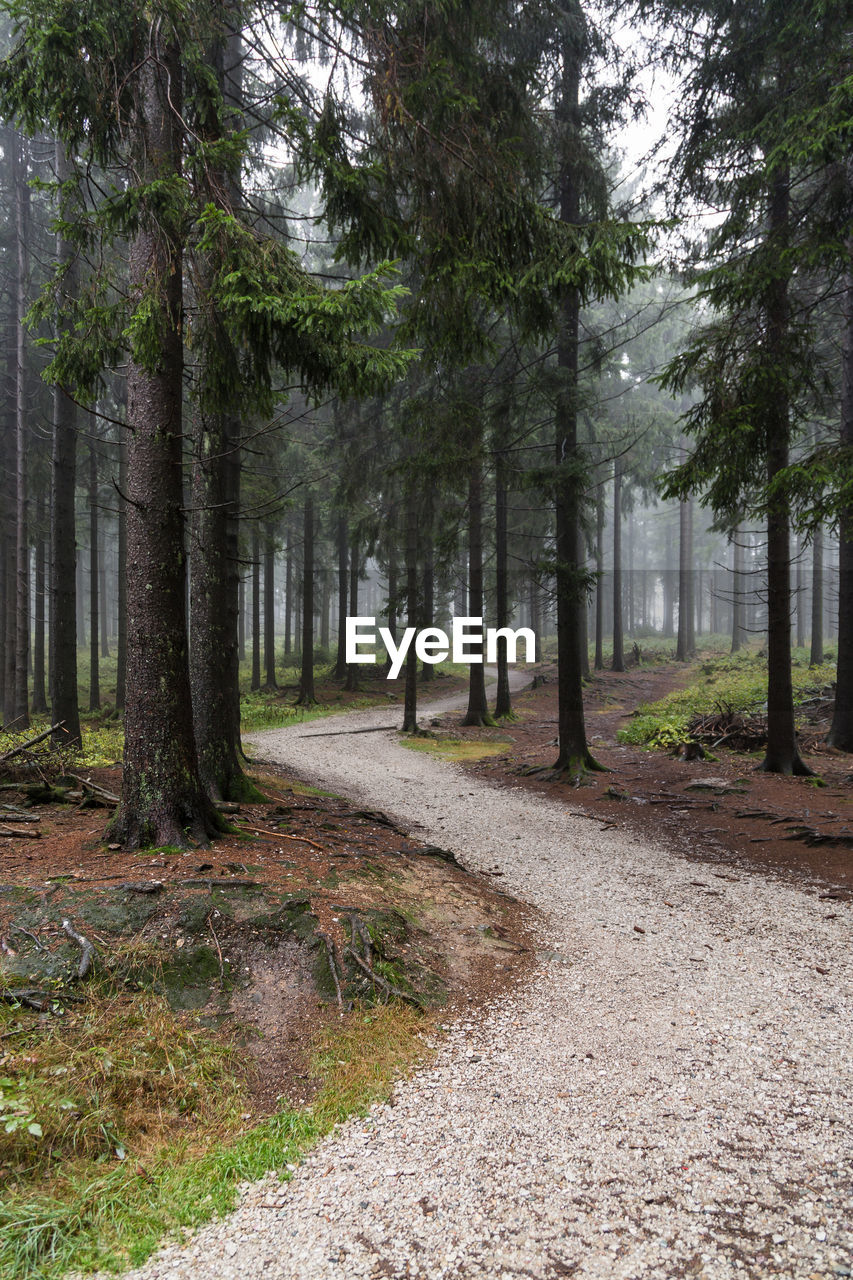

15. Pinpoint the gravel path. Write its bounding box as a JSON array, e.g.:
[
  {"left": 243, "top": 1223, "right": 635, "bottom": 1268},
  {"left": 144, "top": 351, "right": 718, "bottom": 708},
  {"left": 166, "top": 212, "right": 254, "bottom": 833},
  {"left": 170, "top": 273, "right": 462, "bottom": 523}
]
[{"left": 123, "top": 679, "right": 852, "bottom": 1280}]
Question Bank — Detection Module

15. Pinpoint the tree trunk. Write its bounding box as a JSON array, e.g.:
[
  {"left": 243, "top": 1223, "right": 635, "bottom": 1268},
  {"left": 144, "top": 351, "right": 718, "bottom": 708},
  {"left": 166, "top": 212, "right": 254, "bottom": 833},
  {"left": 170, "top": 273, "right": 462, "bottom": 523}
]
[
  {"left": 251, "top": 525, "right": 261, "bottom": 691},
  {"left": 676, "top": 495, "right": 695, "bottom": 661},
  {"left": 552, "top": 5, "right": 596, "bottom": 773},
  {"left": 761, "top": 164, "right": 810, "bottom": 774},
  {"left": 284, "top": 530, "right": 293, "bottom": 658},
  {"left": 297, "top": 495, "right": 316, "bottom": 705},
  {"left": 110, "top": 38, "right": 217, "bottom": 847},
  {"left": 611, "top": 459, "right": 624, "bottom": 671},
  {"left": 384, "top": 550, "right": 398, "bottom": 677},
  {"left": 13, "top": 130, "right": 29, "bottom": 730},
  {"left": 32, "top": 494, "right": 47, "bottom": 714},
  {"left": 402, "top": 482, "right": 418, "bottom": 731},
  {"left": 49, "top": 143, "right": 82, "bottom": 746},
  {"left": 810, "top": 523, "right": 824, "bottom": 667},
  {"left": 421, "top": 537, "right": 435, "bottom": 681},
  {"left": 731, "top": 527, "right": 746, "bottom": 654},
  {"left": 494, "top": 449, "right": 513, "bottom": 717},
  {"left": 594, "top": 478, "right": 605, "bottom": 669},
  {"left": 238, "top": 573, "right": 245, "bottom": 663},
  {"left": 829, "top": 249, "right": 853, "bottom": 748},
  {"left": 462, "top": 457, "right": 490, "bottom": 726},
  {"left": 263, "top": 523, "right": 277, "bottom": 689},
  {"left": 88, "top": 435, "right": 100, "bottom": 712},
  {"left": 345, "top": 536, "right": 360, "bottom": 692},
  {"left": 115, "top": 418, "right": 127, "bottom": 711},
  {"left": 334, "top": 516, "right": 348, "bottom": 679}
]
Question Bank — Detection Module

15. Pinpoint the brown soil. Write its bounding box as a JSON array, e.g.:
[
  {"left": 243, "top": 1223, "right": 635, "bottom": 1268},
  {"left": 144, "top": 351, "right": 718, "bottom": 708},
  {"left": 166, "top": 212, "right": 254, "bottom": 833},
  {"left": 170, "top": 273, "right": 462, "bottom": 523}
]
[
  {"left": 0, "top": 763, "right": 536, "bottom": 1113},
  {"left": 431, "top": 660, "right": 853, "bottom": 901}
]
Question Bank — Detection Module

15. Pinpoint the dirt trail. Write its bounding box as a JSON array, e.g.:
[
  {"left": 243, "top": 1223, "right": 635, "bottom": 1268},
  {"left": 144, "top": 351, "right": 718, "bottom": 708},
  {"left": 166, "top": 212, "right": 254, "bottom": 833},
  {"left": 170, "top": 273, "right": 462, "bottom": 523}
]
[{"left": 120, "top": 673, "right": 853, "bottom": 1280}]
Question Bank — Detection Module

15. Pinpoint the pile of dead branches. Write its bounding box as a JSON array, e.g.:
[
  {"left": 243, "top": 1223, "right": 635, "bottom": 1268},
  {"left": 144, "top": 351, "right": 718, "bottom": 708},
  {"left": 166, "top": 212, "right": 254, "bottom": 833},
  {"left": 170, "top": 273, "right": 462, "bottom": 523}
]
[{"left": 688, "top": 702, "right": 768, "bottom": 751}]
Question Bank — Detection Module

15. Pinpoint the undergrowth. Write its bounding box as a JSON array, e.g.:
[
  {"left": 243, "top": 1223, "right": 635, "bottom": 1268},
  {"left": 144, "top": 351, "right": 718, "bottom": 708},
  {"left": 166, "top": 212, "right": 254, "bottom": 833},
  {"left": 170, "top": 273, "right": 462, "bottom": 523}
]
[
  {"left": 0, "top": 988, "right": 428, "bottom": 1280},
  {"left": 618, "top": 648, "right": 836, "bottom": 749}
]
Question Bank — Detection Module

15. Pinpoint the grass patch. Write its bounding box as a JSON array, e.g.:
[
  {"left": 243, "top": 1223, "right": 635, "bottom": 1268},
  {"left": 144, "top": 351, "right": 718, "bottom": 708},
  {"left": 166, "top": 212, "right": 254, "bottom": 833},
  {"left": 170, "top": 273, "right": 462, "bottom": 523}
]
[
  {"left": 0, "top": 987, "right": 429, "bottom": 1280},
  {"left": 401, "top": 735, "right": 511, "bottom": 763},
  {"left": 618, "top": 646, "right": 836, "bottom": 748}
]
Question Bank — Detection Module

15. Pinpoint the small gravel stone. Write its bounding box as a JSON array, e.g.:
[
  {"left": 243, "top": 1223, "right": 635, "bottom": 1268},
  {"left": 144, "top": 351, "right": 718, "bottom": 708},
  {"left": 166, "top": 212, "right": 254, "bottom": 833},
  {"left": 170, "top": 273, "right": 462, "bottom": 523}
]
[{"left": 102, "top": 675, "right": 852, "bottom": 1280}]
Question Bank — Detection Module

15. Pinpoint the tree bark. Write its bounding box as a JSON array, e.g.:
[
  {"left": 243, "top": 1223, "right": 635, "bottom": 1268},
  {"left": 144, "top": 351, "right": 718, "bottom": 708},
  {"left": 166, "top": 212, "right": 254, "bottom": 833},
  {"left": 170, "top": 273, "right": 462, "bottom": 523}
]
[
  {"left": 115, "top": 417, "right": 127, "bottom": 711},
  {"left": 296, "top": 495, "right": 316, "bottom": 705},
  {"left": 462, "top": 457, "right": 490, "bottom": 725},
  {"left": 676, "top": 495, "right": 695, "bottom": 661},
  {"left": 493, "top": 448, "right": 513, "bottom": 717},
  {"left": 761, "top": 164, "right": 810, "bottom": 774},
  {"left": 110, "top": 36, "right": 217, "bottom": 847},
  {"left": 88, "top": 435, "right": 100, "bottom": 712},
  {"left": 263, "top": 524, "right": 277, "bottom": 689},
  {"left": 810, "top": 522, "right": 824, "bottom": 667},
  {"left": 611, "top": 459, "right": 624, "bottom": 671},
  {"left": 284, "top": 529, "right": 293, "bottom": 658},
  {"left": 829, "top": 250, "right": 853, "bottom": 748},
  {"left": 49, "top": 142, "right": 82, "bottom": 746},
  {"left": 32, "top": 494, "right": 47, "bottom": 714},
  {"left": 251, "top": 524, "right": 261, "bottom": 691},
  {"left": 13, "top": 130, "right": 29, "bottom": 730},
  {"left": 552, "top": 3, "right": 596, "bottom": 773},
  {"left": 594, "top": 477, "right": 605, "bottom": 669},
  {"left": 345, "top": 535, "right": 360, "bottom": 692},
  {"left": 731, "top": 526, "right": 746, "bottom": 654},
  {"left": 402, "top": 481, "right": 418, "bottom": 731},
  {"left": 334, "top": 516, "right": 348, "bottom": 679}
]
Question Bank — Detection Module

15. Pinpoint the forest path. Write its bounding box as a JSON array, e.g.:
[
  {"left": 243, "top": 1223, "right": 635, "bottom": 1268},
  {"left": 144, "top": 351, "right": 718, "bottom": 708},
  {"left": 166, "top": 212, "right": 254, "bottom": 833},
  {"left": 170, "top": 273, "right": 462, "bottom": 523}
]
[{"left": 131, "top": 676, "right": 852, "bottom": 1280}]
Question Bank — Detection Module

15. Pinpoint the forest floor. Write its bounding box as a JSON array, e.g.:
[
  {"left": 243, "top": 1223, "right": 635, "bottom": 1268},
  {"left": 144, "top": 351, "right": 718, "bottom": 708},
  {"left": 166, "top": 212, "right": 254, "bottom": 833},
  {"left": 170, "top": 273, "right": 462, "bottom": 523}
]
[
  {"left": 2, "top": 656, "right": 851, "bottom": 1278},
  {"left": 99, "top": 658, "right": 849, "bottom": 1280},
  {"left": 451, "top": 658, "right": 853, "bottom": 901}
]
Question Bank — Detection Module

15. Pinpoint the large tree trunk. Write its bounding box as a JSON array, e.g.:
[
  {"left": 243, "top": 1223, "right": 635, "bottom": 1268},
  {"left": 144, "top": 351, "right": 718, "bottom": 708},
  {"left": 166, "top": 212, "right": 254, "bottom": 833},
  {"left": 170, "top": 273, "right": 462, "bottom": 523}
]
[
  {"left": 110, "top": 37, "right": 217, "bottom": 848},
  {"left": 611, "top": 459, "right": 624, "bottom": 671},
  {"left": 49, "top": 143, "right": 82, "bottom": 747},
  {"left": 493, "top": 449, "right": 513, "bottom": 718},
  {"left": 88, "top": 435, "right": 100, "bottom": 712},
  {"left": 761, "top": 164, "right": 810, "bottom": 774},
  {"left": 462, "top": 457, "right": 490, "bottom": 726},
  {"left": 829, "top": 251, "right": 853, "bottom": 749},
  {"left": 13, "top": 130, "right": 29, "bottom": 730},
  {"left": 189, "top": 403, "right": 246, "bottom": 798},
  {"left": 188, "top": 18, "right": 249, "bottom": 798},
  {"left": 296, "top": 495, "right": 316, "bottom": 706},
  {"left": 552, "top": 3, "right": 596, "bottom": 773}
]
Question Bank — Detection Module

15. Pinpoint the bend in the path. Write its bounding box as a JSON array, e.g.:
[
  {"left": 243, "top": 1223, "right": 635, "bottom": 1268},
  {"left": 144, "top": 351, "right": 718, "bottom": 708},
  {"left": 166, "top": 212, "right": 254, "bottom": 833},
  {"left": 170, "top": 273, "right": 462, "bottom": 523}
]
[{"left": 123, "top": 672, "right": 852, "bottom": 1280}]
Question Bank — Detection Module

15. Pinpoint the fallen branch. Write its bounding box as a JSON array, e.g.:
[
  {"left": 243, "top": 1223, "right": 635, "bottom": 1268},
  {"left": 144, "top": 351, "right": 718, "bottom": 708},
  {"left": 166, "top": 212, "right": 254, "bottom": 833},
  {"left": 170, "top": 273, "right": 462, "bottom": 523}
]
[
  {"left": 0, "top": 826, "right": 41, "bottom": 838},
  {"left": 0, "top": 723, "right": 65, "bottom": 767},
  {"left": 62, "top": 919, "right": 96, "bottom": 980},
  {"left": 246, "top": 826, "right": 327, "bottom": 853},
  {"left": 69, "top": 775, "right": 120, "bottom": 807}
]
